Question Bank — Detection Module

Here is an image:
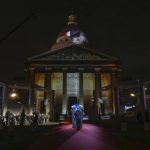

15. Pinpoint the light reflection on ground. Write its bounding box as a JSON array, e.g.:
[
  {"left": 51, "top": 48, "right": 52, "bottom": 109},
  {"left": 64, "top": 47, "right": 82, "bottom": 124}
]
[{"left": 27, "top": 121, "right": 149, "bottom": 150}]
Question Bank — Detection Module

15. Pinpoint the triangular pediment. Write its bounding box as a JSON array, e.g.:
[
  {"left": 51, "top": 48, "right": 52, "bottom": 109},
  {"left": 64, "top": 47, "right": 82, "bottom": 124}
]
[{"left": 28, "top": 45, "right": 119, "bottom": 62}]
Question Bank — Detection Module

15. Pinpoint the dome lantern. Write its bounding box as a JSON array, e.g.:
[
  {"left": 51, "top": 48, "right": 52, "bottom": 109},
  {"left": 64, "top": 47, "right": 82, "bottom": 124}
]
[
  {"left": 68, "top": 14, "right": 77, "bottom": 26},
  {"left": 51, "top": 14, "right": 88, "bottom": 50}
]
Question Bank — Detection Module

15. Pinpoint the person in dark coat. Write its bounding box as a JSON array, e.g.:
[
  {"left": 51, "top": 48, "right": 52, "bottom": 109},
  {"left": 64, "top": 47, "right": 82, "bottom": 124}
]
[
  {"left": 20, "top": 109, "right": 26, "bottom": 126},
  {"left": 5, "top": 111, "right": 11, "bottom": 126}
]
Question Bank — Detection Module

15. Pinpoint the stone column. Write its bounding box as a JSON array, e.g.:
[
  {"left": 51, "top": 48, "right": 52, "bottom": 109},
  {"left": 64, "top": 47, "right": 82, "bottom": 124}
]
[
  {"left": 44, "top": 72, "right": 52, "bottom": 115},
  {"left": 28, "top": 68, "right": 35, "bottom": 114},
  {"left": 112, "top": 71, "right": 120, "bottom": 115},
  {"left": 95, "top": 71, "right": 101, "bottom": 116},
  {"left": 62, "top": 72, "right": 67, "bottom": 115},
  {"left": 95, "top": 72, "right": 101, "bottom": 98},
  {"left": 79, "top": 72, "right": 84, "bottom": 106},
  {"left": 111, "top": 72, "right": 115, "bottom": 114}
]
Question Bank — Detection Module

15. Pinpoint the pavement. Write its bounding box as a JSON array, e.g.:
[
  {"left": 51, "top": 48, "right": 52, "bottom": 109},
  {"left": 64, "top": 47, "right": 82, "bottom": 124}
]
[{"left": 26, "top": 121, "right": 149, "bottom": 150}]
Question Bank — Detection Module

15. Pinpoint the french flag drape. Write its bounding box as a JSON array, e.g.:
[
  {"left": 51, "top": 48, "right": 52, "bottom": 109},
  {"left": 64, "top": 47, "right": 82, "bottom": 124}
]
[{"left": 64, "top": 30, "right": 81, "bottom": 37}]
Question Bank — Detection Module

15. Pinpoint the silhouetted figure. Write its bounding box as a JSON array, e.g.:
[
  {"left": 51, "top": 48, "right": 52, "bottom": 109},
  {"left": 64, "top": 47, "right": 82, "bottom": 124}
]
[
  {"left": 15, "top": 115, "right": 20, "bottom": 125},
  {"left": 20, "top": 109, "right": 26, "bottom": 126},
  {"left": 10, "top": 114, "right": 15, "bottom": 127},
  {"left": 26, "top": 115, "right": 32, "bottom": 125},
  {"left": 0, "top": 116, "right": 5, "bottom": 128},
  {"left": 74, "top": 109, "right": 82, "bottom": 129},
  {"left": 33, "top": 112, "right": 39, "bottom": 126},
  {"left": 71, "top": 104, "right": 83, "bottom": 129},
  {"left": 5, "top": 111, "right": 11, "bottom": 126},
  {"left": 44, "top": 115, "right": 48, "bottom": 123}
]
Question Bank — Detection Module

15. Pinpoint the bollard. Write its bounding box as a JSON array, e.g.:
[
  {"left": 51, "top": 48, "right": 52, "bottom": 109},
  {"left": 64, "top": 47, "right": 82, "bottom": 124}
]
[
  {"left": 121, "top": 122, "right": 127, "bottom": 131},
  {"left": 144, "top": 122, "right": 150, "bottom": 131}
]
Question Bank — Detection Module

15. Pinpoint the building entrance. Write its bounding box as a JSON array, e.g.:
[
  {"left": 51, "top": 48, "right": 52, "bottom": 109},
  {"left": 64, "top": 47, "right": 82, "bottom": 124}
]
[
  {"left": 67, "top": 73, "right": 79, "bottom": 116},
  {"left": 68, "top": 96, "right": 78, "bottom": 116}
]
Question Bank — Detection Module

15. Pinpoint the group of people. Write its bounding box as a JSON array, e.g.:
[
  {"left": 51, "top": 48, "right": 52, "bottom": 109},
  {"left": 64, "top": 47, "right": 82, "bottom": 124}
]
[{"left": 0, "top": 109, "right": 49, "bottom": 127}]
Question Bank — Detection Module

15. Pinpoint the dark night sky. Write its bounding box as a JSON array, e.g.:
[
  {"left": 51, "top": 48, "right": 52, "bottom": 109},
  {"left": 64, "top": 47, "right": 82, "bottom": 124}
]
[{"left": 0, "top": 0, "right": 150, "bottom": 82}]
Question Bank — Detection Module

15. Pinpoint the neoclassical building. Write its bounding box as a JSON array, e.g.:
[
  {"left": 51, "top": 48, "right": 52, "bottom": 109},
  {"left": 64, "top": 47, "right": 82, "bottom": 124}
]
[{"left": 25, "top": 14, "right": 121, "bottom": 119}]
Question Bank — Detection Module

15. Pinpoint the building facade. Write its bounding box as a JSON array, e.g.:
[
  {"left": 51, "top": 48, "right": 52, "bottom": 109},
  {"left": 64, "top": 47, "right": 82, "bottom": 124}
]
[{"left": 25, "top": 14, "right": 121, "bottom": 119}]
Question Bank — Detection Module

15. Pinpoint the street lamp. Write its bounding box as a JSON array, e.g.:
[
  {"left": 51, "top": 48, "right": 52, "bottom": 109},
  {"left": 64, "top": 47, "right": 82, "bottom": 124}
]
[
  {"left": 10, "top": 89, "right": 17, "bottom": 99},
  {"left": 130, "top": 93, "right": 135, "bottom": 97}
]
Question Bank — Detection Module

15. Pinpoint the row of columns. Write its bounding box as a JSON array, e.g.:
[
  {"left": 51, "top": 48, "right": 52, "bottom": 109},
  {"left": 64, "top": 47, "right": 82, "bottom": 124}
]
[{"left": 28, "top": 69, "right": 120, "bottom": 117}]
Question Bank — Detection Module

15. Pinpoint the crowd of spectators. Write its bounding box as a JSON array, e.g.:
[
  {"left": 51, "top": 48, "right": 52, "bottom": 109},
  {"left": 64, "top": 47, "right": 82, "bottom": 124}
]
[{"left": 0, "top": 109, "right": 49, "bottom": 128}]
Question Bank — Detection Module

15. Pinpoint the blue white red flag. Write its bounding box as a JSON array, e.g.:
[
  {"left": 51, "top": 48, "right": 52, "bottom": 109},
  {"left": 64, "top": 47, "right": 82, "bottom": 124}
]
[{"left": 64, "top": 30, "right": 80, "bottom": 37}]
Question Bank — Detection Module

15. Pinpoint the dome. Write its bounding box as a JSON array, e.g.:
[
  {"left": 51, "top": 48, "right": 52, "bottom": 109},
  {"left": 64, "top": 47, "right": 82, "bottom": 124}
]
[{"left": 52, "top": 14, "right": 88, "bottom": 48}]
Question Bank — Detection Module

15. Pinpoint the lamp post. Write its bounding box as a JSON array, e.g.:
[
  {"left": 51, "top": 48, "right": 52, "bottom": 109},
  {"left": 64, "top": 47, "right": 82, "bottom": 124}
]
[
  {"left": 138, "top": 80, "right": 150, "bottom": 131},
  {"left": 138, "top": 80, "right": 147, "bottom": 120},
  {"left": 10, "top": 89, "right": 17, "bottom": 98},
  {"left": 8, "top": 84, "right": 33, "bottom": 115}
]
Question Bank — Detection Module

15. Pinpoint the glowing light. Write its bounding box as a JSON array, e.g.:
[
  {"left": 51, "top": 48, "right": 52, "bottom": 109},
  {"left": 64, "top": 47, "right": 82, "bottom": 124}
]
[
  {"left": 10, "top": 89, "right": 17, "bottom": 98},
  {"left": 125, "top": 105, "right": 135, "bottom": 111},
  {"left": 130, "top": 93, "right": 135, "bottom": 97},
  {"left": 10, "top": 92, "right": 17, "bottom": 98}
]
